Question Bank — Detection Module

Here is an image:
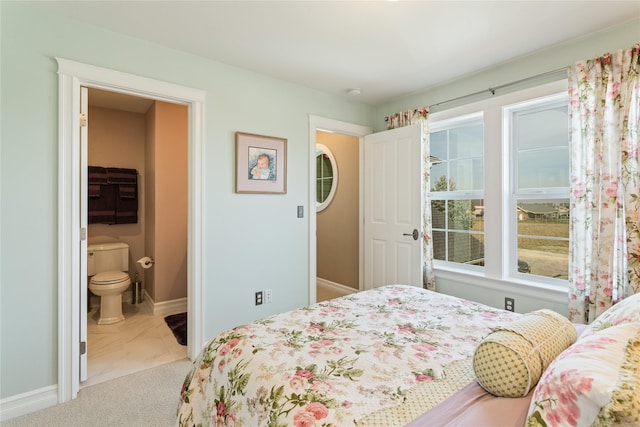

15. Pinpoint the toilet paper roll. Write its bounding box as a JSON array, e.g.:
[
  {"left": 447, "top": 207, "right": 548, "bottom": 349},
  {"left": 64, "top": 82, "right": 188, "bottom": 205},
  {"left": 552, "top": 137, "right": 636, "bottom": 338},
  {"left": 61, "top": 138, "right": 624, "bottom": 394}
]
[{"left": 137, "top": 256, "right": 154, "bottom": 269}]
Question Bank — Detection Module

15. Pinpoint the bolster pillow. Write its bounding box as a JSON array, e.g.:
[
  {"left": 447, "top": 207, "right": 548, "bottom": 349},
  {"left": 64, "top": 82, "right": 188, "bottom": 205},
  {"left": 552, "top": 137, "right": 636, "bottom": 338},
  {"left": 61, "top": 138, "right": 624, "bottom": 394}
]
[{"left": 473, "top": 309, "right": 577, "bottom": 397}]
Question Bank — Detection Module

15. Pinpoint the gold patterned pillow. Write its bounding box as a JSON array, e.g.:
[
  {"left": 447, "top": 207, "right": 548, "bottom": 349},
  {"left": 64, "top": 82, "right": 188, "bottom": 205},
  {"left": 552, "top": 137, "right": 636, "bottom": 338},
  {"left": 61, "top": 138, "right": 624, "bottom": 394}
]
[{"left": 473, "top": 309, "right": 577, "bottom": 397}]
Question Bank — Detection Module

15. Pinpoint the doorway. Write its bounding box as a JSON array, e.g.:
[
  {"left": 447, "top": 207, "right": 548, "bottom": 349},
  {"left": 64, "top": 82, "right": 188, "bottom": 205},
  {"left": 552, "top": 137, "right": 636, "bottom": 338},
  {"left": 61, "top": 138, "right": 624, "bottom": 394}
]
[
  {"left": 57, "top": 58, "right": 205, "bottom": 403},
  {"left": 315, "top": 130, "right": 360, "bottom": 301},
  {"left": 308, "top": 116, "right": 371, "bottom": 304},
  {"left": 83, "top": 88, "right": 188, "bottom": 386}
]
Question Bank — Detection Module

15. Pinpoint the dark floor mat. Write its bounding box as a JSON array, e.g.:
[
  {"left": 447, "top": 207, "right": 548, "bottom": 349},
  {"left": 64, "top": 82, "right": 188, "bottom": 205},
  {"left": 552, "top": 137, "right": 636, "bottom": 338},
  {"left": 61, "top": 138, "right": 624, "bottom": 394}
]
[{"left": 164, "top": 312, "right": 187, "bottom": 346}]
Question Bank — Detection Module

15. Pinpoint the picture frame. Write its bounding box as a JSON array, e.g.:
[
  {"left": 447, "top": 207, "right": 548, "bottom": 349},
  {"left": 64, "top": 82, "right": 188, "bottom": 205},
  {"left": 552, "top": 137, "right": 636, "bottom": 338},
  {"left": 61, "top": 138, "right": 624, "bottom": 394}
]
[{"left": 235, "top": 132, "right": 287, "bottom": 194}]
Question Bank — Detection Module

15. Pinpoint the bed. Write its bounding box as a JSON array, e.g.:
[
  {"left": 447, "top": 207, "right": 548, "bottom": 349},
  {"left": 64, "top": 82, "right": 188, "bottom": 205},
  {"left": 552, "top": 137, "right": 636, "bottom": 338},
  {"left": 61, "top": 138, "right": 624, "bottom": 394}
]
[{"left": 176, "top": 285, "right": 640, "bottom": 426}]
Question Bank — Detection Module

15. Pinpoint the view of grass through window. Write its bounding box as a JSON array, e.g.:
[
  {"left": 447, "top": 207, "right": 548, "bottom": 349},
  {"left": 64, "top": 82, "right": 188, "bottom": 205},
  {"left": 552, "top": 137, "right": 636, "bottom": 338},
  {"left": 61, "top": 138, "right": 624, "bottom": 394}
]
[
  {"left": 512, "top": 100, "right": 569, "bottom": 280},
  {"left": 515, "top": 200, "right": 569, "bottom": 279}
]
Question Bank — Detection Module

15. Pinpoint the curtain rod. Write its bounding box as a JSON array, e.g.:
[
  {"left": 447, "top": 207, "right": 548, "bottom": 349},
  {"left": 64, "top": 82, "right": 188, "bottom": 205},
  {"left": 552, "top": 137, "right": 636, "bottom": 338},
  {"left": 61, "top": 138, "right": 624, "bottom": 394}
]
[
  {"left": 428, "top": 66, "right": 567, "bottom": 110},
  {"left": 385, "top": 66, "right": 568, "bottom": 121}
]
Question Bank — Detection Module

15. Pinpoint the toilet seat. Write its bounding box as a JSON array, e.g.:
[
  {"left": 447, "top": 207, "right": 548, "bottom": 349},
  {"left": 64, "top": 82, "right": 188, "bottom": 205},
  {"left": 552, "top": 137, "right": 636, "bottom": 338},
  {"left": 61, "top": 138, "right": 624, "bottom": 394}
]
[{"left": 90, "top": 270, "right": 130, "bottom": 286}]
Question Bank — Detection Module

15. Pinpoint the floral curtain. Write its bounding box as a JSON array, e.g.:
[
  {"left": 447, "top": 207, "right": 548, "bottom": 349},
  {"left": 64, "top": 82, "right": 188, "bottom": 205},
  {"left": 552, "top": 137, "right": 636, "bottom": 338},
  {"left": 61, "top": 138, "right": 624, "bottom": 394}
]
[
  {"left": 386, "top": 107, "right": 436, "bottom": 291},
  {"left": 568, "top": 43, "right": 640, "bottom": 323}
]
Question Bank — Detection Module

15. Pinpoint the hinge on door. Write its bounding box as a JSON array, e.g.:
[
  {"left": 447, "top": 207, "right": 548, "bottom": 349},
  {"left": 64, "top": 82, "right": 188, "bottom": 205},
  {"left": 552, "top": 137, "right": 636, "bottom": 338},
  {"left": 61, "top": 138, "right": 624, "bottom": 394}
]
[
  {"left": 80, "top": 341, "right": 87, "bottom": 355},
  {"left": 79, "top": 113, "right": 88, "bottom": 127},
  {"left": 80, "top": 228, "right": 87, "bottom": 241}
]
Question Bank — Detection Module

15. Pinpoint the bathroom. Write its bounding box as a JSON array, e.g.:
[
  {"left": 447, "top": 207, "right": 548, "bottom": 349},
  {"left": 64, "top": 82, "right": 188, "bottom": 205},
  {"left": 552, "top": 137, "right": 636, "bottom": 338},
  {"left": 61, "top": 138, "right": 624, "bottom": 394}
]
[{"left": 85, "top": 88, "right": 188, "bottom": 386}]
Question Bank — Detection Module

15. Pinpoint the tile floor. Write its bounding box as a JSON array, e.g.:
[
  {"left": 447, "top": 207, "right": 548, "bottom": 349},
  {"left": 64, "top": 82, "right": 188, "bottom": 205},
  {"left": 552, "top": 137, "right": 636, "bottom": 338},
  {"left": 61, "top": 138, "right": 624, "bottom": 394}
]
[{"left": 84, "top": 296, "right": 187, "bottom": 388}]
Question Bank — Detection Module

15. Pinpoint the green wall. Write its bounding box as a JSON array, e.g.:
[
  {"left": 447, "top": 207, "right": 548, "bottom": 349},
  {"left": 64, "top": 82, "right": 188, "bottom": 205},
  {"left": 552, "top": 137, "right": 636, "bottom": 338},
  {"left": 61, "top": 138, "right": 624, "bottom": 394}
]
[
  {"left": 0, "top": 2, "right": 373, "bottom": 399},
  {"left": 1, "top": 0, "right": 638, "bottom": 405},
  {"left": 374, "top": 19, "right": 640, "bottom": 132}
]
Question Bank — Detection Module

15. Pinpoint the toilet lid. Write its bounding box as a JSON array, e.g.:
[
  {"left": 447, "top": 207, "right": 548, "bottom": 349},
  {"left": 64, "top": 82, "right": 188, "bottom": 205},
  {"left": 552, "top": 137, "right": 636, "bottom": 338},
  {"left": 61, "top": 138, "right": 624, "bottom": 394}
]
[{"left": 90, "top": 270, "right": 130, "bottom": 285}]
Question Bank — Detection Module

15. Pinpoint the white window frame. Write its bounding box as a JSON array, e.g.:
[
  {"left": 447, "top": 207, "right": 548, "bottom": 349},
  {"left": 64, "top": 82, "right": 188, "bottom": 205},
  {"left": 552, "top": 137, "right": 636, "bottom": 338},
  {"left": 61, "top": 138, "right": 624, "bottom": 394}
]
[
  {"left": 428, "top": 80, "right": 569, "bottom": 293},
  {"left": 315, "top": 143, "right": 338, "bottom": 212},
  {"left": 429, "top": 112, "right": 485, "bottom": 273},
  {"left": 504, "top": 93, "right": 570, "bottom": 284}
]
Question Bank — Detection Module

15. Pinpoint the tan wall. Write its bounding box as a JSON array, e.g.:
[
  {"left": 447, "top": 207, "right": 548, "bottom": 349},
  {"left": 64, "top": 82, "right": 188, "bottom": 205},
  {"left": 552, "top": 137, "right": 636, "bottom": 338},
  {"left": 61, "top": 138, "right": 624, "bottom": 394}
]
[
  {"left": 146, "top": 101, "right": 188, "bottom": 302},
  {"left": 144, "top": 104, "right": 157, "bottom": 299},
  {"left": 87, "top": 106, "right": 146, "bottom": 285},
  {"left": 316, "top": 131, "right": 359, "bottom": 289},
  {"left": 88, "top": 101, "right": 188, "bottom": 304}
]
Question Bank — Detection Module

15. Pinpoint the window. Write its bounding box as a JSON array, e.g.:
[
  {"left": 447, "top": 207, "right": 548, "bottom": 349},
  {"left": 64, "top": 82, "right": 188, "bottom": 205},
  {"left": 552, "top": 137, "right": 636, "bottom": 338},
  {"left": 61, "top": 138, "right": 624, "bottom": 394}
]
[
  {"left": 430, "top": 114, "right": 485, "bottom": 269},
  {"left": 316, "top": 144, "right": 338, "bottom": 212},
  {"left": 428, "top": 81, "right": 569, "bottom": 287},
  {"left": 507, "top": 95, "right": 570, "bottom": 280}
]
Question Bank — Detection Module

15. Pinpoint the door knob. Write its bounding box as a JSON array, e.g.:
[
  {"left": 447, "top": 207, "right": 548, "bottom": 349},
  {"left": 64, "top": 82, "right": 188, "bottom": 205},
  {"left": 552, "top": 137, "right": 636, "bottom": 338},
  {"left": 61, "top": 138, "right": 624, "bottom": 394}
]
[{"left": 403, "top": 229, "right": 419, "bottom": 240}]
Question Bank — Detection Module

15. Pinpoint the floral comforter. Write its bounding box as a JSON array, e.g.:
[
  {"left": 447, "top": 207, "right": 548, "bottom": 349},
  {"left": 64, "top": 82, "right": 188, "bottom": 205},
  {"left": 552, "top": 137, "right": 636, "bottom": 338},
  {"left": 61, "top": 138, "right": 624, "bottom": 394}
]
[{"left": 176, "top": 285, "right": 520, "bottom": 426}]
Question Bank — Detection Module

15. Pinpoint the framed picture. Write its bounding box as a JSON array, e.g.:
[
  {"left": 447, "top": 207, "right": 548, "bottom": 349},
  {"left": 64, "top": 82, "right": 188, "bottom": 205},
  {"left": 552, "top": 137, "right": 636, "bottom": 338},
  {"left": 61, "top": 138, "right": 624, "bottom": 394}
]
[{"left": 235, "top": 132, "right": 287, "bottom": 194}]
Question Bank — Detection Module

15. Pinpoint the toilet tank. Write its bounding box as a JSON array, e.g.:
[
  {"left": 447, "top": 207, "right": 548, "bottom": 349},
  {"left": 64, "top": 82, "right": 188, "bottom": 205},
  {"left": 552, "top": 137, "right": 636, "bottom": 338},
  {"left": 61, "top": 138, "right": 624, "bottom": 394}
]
[{"left": 87, "top": 242, "right": 130, "bottom": 276}]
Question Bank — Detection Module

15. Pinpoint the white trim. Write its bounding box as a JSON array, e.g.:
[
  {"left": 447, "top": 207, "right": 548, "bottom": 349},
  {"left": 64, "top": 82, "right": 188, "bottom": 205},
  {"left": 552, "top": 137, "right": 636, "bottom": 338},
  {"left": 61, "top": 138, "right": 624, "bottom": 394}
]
[
  {"left": 55, "top": 58, "right": 205, "bottom": 104},
  {"left": 435, "top": 267, "right": 567, "bottom": 303},
  {"left": 316, "top": 278, "right": 357, "bottom": 297},
  {"left": 308, "top": 116, "right": 371, "bottom": 305},
  {"left": 146, "top": 293, "right": 189, "bottom": 317},
  {"left": 0, "top": 385, "right": 58, "bottom": 422},
  {"left": 56, "top": 58, "right": 205, "bottom": 403},
  {"left": 503, "top": 92, "right": 570, "bottom": 281}
]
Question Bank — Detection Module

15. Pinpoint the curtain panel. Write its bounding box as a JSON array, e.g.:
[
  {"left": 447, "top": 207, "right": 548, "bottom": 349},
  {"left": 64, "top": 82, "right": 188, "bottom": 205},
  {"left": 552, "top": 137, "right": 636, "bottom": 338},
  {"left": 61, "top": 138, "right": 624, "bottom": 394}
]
[
  {"left": 568, "top": 43, "right": 640, "bottom": 323},
  {"left": 385, "top": 107, "right": 436, "bottom": 291}
]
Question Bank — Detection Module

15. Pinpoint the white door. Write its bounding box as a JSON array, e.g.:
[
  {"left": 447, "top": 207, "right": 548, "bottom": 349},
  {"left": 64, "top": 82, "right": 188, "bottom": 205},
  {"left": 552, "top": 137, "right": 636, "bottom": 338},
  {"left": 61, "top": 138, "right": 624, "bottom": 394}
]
[
  {"left": 363, "top": 123, "right": 423, "bottom": 289},
  {"left": 79, "top": 86, "right": 89, "bottom": 382}
]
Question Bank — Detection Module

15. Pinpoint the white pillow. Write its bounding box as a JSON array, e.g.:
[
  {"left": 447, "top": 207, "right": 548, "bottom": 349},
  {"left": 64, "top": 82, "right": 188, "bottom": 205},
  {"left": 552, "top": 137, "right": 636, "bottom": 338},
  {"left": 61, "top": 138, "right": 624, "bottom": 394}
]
[
  {"left": 580, "top": 292, "right": 640, "bottom": 338},
  {"left": 525, "top": 322, "right": 640, "bottom": 426}
]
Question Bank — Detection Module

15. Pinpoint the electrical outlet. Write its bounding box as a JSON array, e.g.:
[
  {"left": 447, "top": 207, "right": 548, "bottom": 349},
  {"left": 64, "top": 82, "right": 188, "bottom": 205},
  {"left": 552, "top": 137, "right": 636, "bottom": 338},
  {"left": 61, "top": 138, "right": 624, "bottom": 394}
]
[
  {"left": 255, "top": 291, "right": 263, "bottom": 305},
  {"left": 505, "top": 297, "right": 515, "bottom": 312},
  {"left": 265, "top": 289, "right": 272, "bottom": 303}
]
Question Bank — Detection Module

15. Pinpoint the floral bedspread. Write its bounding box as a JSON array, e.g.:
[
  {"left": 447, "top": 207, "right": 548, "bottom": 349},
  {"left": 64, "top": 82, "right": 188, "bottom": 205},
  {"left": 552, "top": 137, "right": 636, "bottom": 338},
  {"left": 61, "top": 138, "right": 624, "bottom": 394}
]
[{"left": 176, "top": 285, "right": 520, "bottom": 426}]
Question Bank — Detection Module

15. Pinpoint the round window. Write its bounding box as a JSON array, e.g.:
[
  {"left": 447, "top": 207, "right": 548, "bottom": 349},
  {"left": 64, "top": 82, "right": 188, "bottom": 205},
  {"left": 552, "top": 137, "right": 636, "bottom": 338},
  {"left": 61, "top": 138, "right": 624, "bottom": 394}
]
[{"left": 316, "top": 144, "right": 338, "bottom": 212}]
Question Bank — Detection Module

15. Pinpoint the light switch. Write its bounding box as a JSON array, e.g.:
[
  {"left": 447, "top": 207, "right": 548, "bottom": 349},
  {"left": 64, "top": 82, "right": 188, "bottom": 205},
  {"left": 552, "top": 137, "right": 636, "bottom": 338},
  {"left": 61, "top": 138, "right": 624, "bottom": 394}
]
[{"left": 297, "top": 205, "right": 304, "bottom": 218}]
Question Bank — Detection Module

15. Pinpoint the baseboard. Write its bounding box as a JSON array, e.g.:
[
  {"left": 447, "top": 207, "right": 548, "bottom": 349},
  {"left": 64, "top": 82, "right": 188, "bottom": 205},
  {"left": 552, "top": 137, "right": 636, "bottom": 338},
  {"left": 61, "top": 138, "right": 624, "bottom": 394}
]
[
  {"left": 146, "top": 292, "right": 188, "bottom": 317},
  {"left": 0, "top": 385, "right": 58, "bottom": 422},
  {"left": 316, "top": 278, "right": 358, "bottom": 297}
]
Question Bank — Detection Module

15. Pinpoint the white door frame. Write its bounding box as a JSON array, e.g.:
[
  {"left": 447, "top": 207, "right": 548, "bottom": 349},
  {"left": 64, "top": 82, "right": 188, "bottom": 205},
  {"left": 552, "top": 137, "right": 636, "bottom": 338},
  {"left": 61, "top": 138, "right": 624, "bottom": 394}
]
[
  {"left": 308, "top": 116, "right": 371, "bottom": 304},
  {"left": 56, "top": 58, "right": 205, "bottom": 402}
]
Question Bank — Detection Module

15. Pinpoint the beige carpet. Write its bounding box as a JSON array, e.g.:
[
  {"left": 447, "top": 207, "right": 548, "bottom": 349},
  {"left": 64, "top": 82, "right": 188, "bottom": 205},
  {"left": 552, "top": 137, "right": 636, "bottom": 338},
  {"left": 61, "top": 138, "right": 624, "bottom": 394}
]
[{"left": 3, "top": 358, "right": 193, "bottom": 427}]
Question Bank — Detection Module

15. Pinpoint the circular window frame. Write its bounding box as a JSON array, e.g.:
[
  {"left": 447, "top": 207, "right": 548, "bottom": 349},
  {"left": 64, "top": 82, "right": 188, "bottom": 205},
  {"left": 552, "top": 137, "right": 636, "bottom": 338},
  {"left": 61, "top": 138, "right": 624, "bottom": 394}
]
[{"left": 316, "top": 144, "right": 338, "bottom": 212}]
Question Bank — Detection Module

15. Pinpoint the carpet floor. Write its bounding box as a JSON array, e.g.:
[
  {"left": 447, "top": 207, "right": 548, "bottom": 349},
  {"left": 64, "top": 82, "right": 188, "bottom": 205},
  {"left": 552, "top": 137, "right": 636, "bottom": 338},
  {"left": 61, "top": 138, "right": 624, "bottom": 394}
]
[{"left": 3, "top": 359, "right": 193, "bottom": 427}]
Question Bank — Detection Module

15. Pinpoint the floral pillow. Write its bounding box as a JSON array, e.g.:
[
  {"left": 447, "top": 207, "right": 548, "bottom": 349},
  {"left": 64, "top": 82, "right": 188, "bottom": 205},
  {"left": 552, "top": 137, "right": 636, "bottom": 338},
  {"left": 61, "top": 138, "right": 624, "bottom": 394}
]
[
  {"left": 525, "top": 322, "right": 640, "bottom": 427},
  {"left": 580, "top": 292, "right": 640, "bottom": 338}
]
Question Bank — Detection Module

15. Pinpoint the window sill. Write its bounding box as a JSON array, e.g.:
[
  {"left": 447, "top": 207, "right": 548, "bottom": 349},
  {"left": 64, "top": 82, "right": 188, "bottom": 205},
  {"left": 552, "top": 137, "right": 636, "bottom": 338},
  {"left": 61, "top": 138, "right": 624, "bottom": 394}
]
[{"left": 433, "top": 265, "right": 568, "bottom": 303}]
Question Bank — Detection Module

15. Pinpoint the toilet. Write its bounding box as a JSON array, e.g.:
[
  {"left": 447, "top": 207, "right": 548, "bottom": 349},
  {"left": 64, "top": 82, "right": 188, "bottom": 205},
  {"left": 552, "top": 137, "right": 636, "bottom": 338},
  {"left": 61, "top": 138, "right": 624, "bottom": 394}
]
[{"left": 88, "top": 242, "right": 131, "bottom": 325}]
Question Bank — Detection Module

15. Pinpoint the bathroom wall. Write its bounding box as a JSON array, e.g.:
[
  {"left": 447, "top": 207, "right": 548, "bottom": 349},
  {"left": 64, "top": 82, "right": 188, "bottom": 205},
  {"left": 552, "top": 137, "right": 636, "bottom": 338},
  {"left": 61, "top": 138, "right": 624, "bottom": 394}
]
[
  {"left": 87, "top": 105, "right": 147, "bottom": 279},
  {"left": 316, "top": 131, "right": 359, "bottom": 290},
  {"left": 144, "top": 101, "right": 188, "bottom": 303},
  {"left": 88, "top": 100, "right": 188, "bottom": 304}
]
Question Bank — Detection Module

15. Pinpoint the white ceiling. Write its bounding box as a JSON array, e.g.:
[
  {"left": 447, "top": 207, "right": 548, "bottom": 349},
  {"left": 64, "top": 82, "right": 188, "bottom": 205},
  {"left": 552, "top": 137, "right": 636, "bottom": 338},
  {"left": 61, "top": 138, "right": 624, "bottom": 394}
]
[{"left": 39, "top": 1, "right": 640, "bottom": 105}]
